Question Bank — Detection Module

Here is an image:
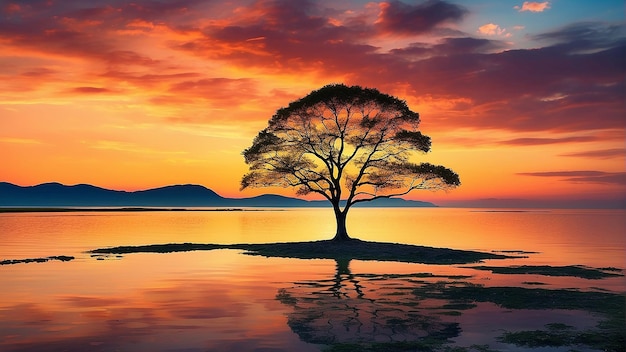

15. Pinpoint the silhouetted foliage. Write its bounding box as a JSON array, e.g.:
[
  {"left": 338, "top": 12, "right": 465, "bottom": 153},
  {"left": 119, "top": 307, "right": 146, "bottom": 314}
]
[{"left": 242, "top": 84, "right": 460, "bottom": 240}]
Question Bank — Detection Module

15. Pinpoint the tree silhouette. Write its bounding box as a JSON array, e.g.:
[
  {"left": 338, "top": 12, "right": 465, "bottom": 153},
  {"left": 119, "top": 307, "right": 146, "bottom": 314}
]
[{"left": 242, "top": 84, "right": 459, "bottom": 241}]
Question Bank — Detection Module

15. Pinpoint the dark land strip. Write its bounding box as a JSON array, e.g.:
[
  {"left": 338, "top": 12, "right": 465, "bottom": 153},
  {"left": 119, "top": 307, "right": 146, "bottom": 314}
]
[
  {"left": 90, "top": 239, "right": 520, "bottom": 264},
  {"left": 89, "top": 240, "right": 623, "bottom": 280},
  {"left": 3, "top": 240, "right": 512, "bottom": 267},
  {"left": 0, "top": 255, "right": 75, "bottom": 265},
  {"left": 0, "top": 207, "right": 253, "bottom": 213},
  {"left": 465, "top": 264, "right": 624, "bottom": 279}
]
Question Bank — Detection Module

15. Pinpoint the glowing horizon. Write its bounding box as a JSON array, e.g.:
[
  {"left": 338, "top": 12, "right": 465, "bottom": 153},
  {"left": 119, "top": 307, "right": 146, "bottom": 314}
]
[{"left": 1, "top": 0, "right": 624, "bottom": 207}]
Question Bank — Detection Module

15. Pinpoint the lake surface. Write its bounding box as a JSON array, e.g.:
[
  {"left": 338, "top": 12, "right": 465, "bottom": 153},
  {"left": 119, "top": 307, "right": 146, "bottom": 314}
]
[{"left": 1, "top": 208, "right": 624, "bottom": 351}]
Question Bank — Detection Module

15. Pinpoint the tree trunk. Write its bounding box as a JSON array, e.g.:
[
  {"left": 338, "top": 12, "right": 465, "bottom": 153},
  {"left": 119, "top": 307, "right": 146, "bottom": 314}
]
[{"left": 332, "top": 208, "right": 351, "bottom": 241}]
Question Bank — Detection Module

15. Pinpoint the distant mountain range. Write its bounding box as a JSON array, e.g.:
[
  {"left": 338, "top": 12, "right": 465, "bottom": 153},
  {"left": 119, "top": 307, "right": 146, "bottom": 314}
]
[{"left": 0, "top": 182, "right": 436, "bottom": 208}]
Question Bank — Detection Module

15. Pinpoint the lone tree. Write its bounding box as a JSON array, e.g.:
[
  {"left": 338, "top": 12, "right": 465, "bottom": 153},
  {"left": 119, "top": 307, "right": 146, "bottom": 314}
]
[{"left": 242, "top": 84, "right": 460, "bottom": 241}]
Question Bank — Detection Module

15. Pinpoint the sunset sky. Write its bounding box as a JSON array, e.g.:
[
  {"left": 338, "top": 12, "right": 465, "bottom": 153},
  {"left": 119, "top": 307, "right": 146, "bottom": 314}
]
[{"left": 1, "top": 0, "right": 624, "bottom": 207}]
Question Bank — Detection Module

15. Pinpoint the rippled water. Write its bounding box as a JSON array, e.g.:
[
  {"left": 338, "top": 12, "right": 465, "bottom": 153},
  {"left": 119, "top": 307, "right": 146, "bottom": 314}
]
[{"left": 1, "top": 208, "right": 624, "bottom": 351}]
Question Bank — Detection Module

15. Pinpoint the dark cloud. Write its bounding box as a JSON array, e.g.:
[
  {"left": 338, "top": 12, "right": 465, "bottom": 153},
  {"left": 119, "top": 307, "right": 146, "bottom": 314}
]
[
  {"left": 121, "top": 0, "right": 203, "bottom": 16},
  {"left": 392, "top": 37, "right": 508, "bottom": 58},
  {"left": 533, "top": 21, "right": 626, "bottom": 52},
  {"left": 376, "top": 0, "right": 467, "bottom": 35},
  {"left": 186, "top": 7, "right": 624, "bottom": 133},
  {"left": 0, "top": 0, "right": 206, "bottom": 62},
  {"left": 3, "top": 0, "right": 205, "bottom": 22},
  {"left": 518, "top": 171, "right": 626, "bottom": 185},
  {"left": 193, "top": 11, "right": 382, "bottom": 74},
  {"left": 560, "top": 148, "right": 625, "bottom": 159},
  {"left": 433, "top": 37, "right": 507, "bottom": 54},
  {"left": 0, "top": 19, "right": 116, "bottom": 62},
  {"left": 252, "top": 0, "right": 325, "bottom": 31},
  {"left": 392, "top": 29, "right": 625, "bottom": 132}
]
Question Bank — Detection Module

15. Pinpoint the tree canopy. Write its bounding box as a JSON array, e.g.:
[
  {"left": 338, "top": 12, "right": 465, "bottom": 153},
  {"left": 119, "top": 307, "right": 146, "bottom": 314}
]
[{"left": 242, "top": 84, "right": 460, "bottom": 240}]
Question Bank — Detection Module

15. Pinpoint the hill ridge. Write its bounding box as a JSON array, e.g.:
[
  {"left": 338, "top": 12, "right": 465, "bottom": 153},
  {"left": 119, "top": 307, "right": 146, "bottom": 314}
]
[{"left": 0, "top": 182, "right": 437, "bottom": 208}]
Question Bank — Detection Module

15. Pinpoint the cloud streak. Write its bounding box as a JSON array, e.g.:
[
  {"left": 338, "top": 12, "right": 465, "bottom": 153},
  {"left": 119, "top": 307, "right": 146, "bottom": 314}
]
[
  {"left": 498, "top": 136, "right": 600, "bottom": 146},
  {"left": 560, "top": 148, "right": 625, "bottom": 159},
  {"left": 71, "top": 87, "right": 115, "bottom": 94},
  {"left": 518, "top": 171, "right": 626, "bottom": 185}
]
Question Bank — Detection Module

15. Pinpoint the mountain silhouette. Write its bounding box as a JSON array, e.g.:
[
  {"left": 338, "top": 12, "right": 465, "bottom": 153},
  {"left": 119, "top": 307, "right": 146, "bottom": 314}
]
[{"left": 0, "top": 182, "right": 436, "bottom": 207}]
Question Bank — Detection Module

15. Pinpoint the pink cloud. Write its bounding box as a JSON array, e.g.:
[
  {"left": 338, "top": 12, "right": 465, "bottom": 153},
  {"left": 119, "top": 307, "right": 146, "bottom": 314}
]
[
  {"left": 477, "top": 23, "right": 509, "bottom": 37},
  {"left": 515, "top": 2, "right": 551, "bottom": 13}
]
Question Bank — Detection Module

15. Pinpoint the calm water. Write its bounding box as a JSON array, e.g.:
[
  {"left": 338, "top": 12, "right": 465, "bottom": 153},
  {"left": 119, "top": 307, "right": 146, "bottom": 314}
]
[{"left": 1, "top": 208, "right": 625, "bottom": 351}]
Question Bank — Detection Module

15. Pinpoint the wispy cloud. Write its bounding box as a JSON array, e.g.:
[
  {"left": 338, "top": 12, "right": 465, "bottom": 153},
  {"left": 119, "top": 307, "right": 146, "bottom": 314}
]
[
  {"left": 167, "top": 78, "right": 259, "bottom": 105},
  {"left": 518, "top": 171, "right": 626, "bottom": 185},
  {"left": 498, "top": 136, "right": 599, "bottom": 146},
  {"left": 0, "top": 137, "right": 43, "bottom": 145},
  {"left": 560, "top": 148, "right": 625, "bottom": 159},
  {"left": 532, "top": 21, "right": 625, "bottom": 51},
  {"left": 90, "top": 140, "right": 186, "bottom": 156}
]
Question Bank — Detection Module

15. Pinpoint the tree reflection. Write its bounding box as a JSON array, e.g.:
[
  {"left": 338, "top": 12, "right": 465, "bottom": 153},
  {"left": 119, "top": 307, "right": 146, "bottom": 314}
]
[
  {"left": 276, "top": 258, "right": 461, "bottom": 348},
  {"left": 276, "top": 259, "right": 625, "bottom": 351}
]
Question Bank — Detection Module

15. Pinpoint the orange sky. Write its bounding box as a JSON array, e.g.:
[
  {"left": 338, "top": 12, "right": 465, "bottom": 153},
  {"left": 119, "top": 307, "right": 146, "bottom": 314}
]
[{"left": 1, "top": 0, "right": 624, "bottom": 207}]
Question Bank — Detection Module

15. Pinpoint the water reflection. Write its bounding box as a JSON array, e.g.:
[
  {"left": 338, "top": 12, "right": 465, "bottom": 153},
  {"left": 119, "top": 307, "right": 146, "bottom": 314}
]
[
  {"left": 2, "top": 207, "right": 625, "bottom": 351},
  {"left": 276, "top": 259, "right": 625, "bottom": 351},
  {"left": 277, "top": 258, "right": 462, "bottom": 348},
  {"left": 0, "top": 251, "right": 323, "bottom": 352},
  {"left": 1, "top": 252, "right": 624, "bottom": 352}
]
